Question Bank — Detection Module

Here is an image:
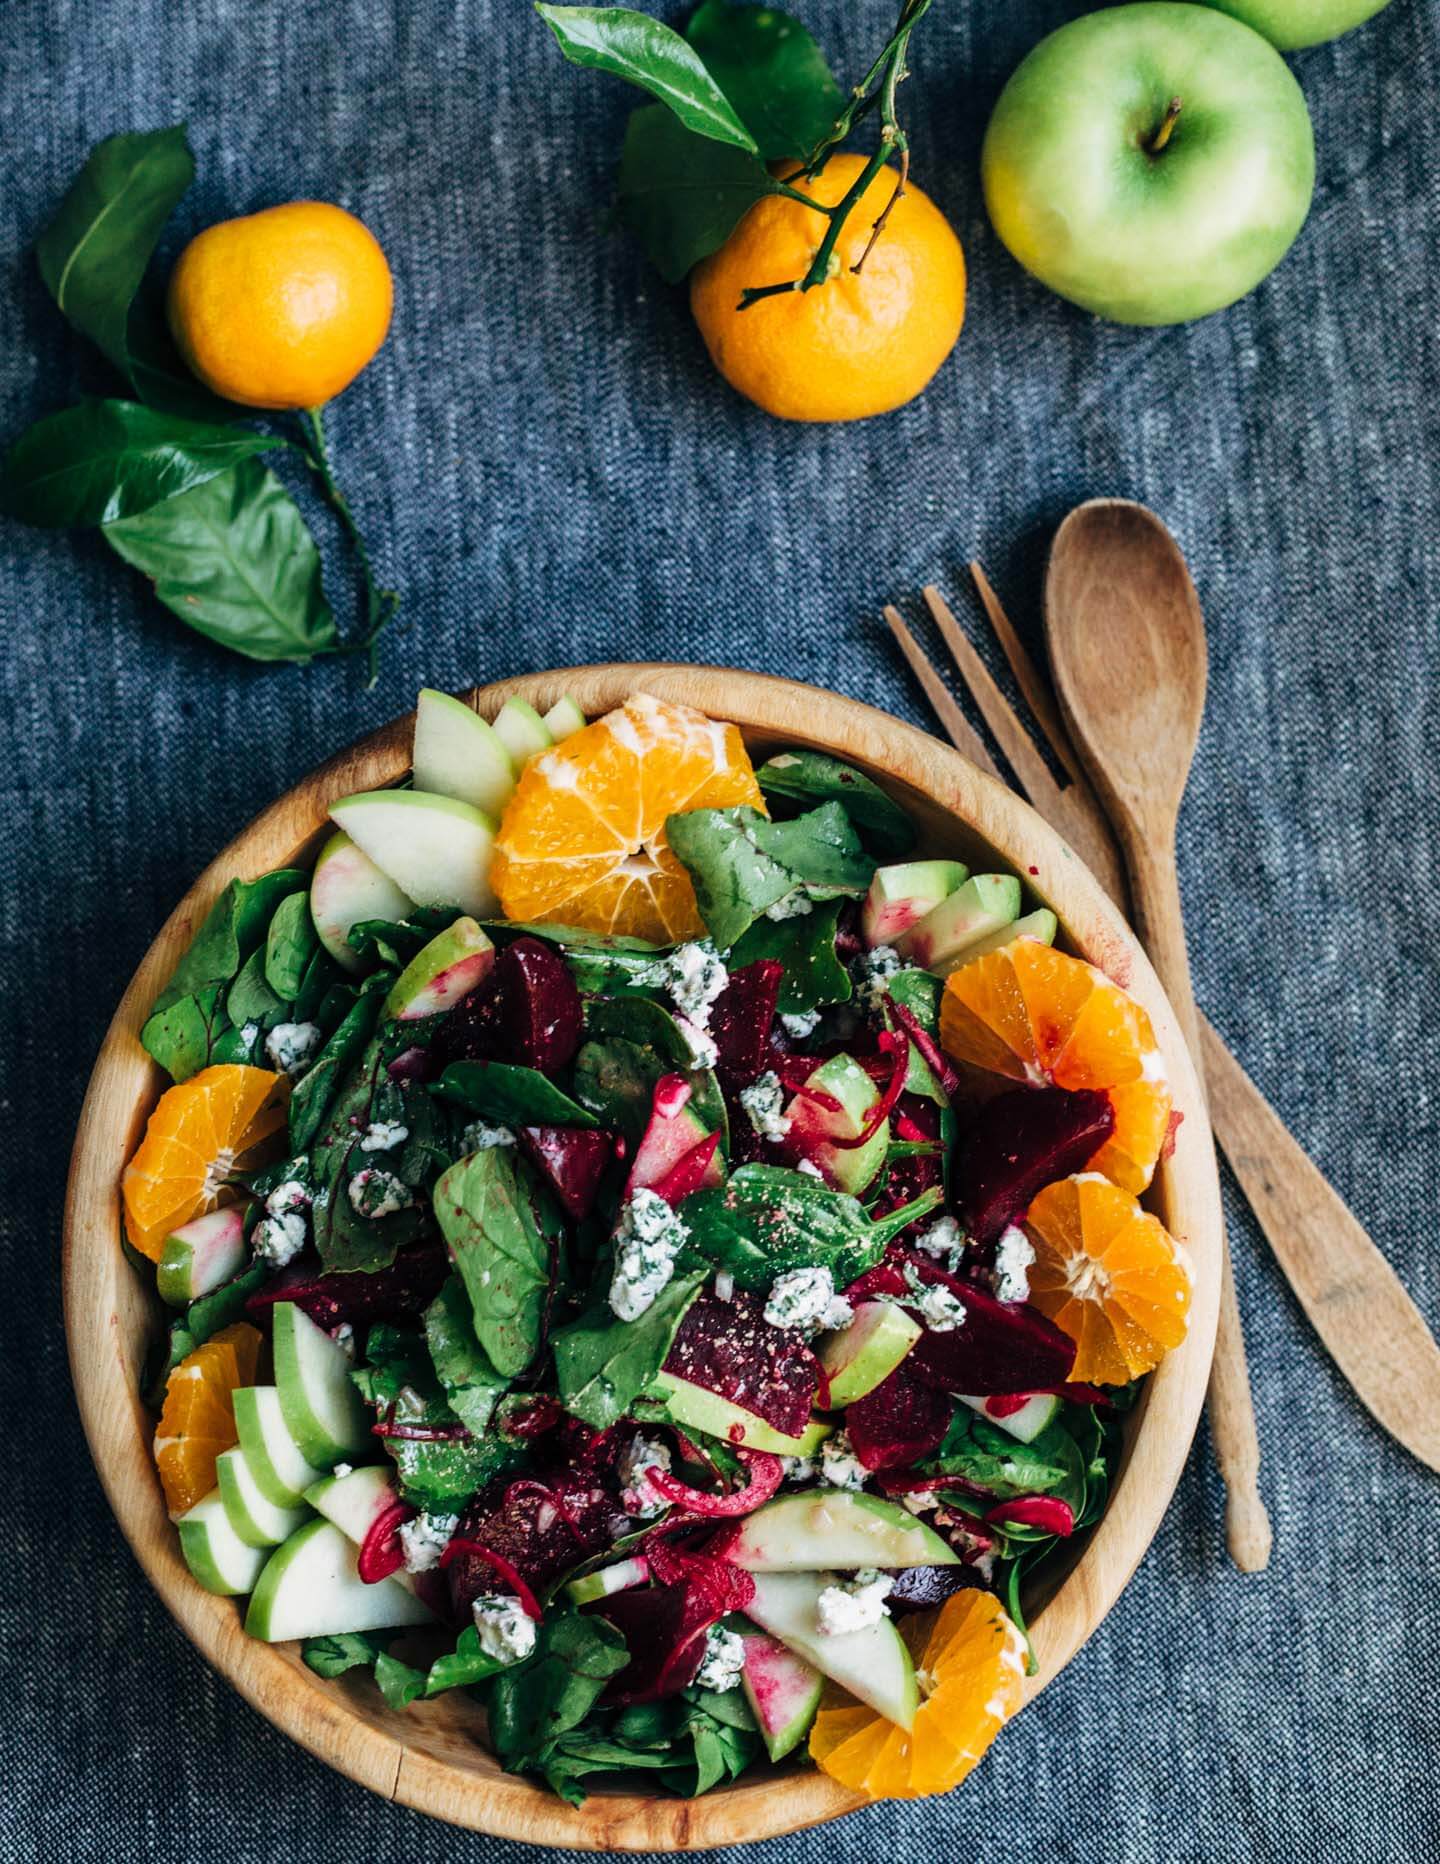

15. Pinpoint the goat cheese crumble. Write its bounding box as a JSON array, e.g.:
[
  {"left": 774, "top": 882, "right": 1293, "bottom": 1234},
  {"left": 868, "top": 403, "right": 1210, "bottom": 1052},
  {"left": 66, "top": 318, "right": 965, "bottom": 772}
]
[
  {"left": 906, "top": 1267, "right": 967, "bottom": 1332},
  {"left": 765, "top": 890, "right": 813, "bottom": 921},
  {"left": 265, "top": 1021, "right": 322, "bottom": 1076},
  {"left": 820, "top": 1429, "right": 867, "bottom": 1491},
  {"left": 251, "top": 1210, "right": 306, "bottom": 1268},
  {"left": 348, "top": 1168, "right": 413, "bottom": 1219},
  {"left": 851, "top": 944, "right": 902, "bottom": 1013},
  {"left": 609, "top": 1189, "right": 688, "bottom": 1321},
  {"left": 816, "top": 1569, "right": 894, "bottom": 1637},
  {"left": 779, "top": 1009, "right": 821, "bottom": 1040},
  {"left": 764, "top": 1264, "right": 853, "bottom": 1334},
  {"left": 399, "top": 1511, "right": 459, "bottom": 1573},
  {"left": 914, "top": 1214, "right": 966, "bottom": 1272},
  {"left": 795, "top": 1157, "right": 826, "bottom": 1181},
  {"left": 675, "top": 1016, "right": 719, "bottom": 1070},
  {"left": 637, "top": 941, "right": 728, "bottom": 1023},
  {"left": 991, "top": 1225, "right": 1036, "bottom": 1304},
  {"left": 360, "top": 1120, "right": 409, "bottom": 1153},
  {"left": 739, "top": 1070, "right": 791, "bottom": 1140},
  {"left": 693, "top": 1624, "right": 746, "bottom": 1692},
  {"left": 461, "top": 1119, "right": 515, "bottom": 1152},
  {"left": 617, "top": 1433, "right": 672, "bottom": 1517},
  {"left": 471, "top": 1594, "right": 537, "bottom": 1665},
  {"left": 779, "top": 1453, "right": 821, "bottom": 1484}
]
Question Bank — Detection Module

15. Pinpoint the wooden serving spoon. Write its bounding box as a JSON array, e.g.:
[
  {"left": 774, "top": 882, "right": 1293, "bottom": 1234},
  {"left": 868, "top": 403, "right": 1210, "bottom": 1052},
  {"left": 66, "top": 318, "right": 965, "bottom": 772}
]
[{"left": 1045, "top": 499, "right": 1273, "bottom": 1572}]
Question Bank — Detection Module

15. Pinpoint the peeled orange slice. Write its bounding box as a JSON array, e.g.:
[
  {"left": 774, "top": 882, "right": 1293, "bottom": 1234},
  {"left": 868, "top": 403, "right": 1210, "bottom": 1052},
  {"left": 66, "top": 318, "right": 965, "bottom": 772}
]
[
  {"left": 122, "top": 1063, "right": 286, "bottom": 1260},
  {"left": 153, "top": 1322, "right": 263, "bottom": 1517},
  {"left": 1025, "top": 1173, "right": 1192, "bottom": 1384},
  {"left": 810, "top": 1589, "right": 1027, "bottom": 1800},
  {"left": 939, "top": 940, "right": 1172, "bottom": 1192},
  {"left": 490, "top": 693, "right": 763, "bottom": 943}
]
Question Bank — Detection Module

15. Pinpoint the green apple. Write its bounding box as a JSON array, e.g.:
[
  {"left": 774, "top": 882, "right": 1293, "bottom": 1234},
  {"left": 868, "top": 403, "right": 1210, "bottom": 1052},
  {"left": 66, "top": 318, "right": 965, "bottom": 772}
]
[
  {"left": 309, "top": 829, "right": 415, "bottom": 977},
  {"left": 156, "top": 1206, "right": 248, "bottom": 1306},
  {"left": 233, "top": 1385, "right": 325, "bottom": 1508},
  {"left": 783, "top": 1053, "right": 888, "bottom": 1196},
  {"left": 329, "top": 788, "right": 498, "bottom": 918},
  {"left": 304, "top": 1463, "right": 399, "bottom": 1546},
  {"left": 817, "top": 1300, "right": 923, "bottom": 1407},
  {"left": 542, "top": 694, "right": 587, "bottom": 741},
  {"left": 957, "top": 1391, "right": 1061, "bottom": 1444},
  {"left": 954, "top": 907, "right": 1057, "bottom": 966},
  {"left": 271, "top": 1301, "right": 369, "bottom": 1467},
  {"left": 563, "top": 1555, "right": 650, "bottom": 1607},
  {"left": 725, "top": 1491, "right": 958, "bottom": 1573},
  {"left": 383, "top": 915, "right": 495, "bottom": 1021},
  {"left": 412, "top": 688, "right": 517, "bottom": 819},
  {"left": 740, "top": 1631, "right": 824, "bottom": 1762},
  {"left": 860, "top": 859, "right": 968, "bottom": 948},
  {"left": 745, "top": 1570, "right": 918, "bottom": 1728},
  {"left": 983, "top": 2, "right": 1315, "bottom": 325},
  {"left": 1196, "top": 0, "right": 1393, "bottom": 50},
  {"left": 492, "top": 696, "right": 552, "bottom": 766},
  {"left": 244, "top": 1518, "right": 432, "bottom": 1641},
  {"left": 653, "top": 1371, "right": 832, "bottom": 1457},
  {"left": 216, "top": 1444, "right": 312, "bottom": 1548},
  {"left": 177, "top": 1489, "right": 270, "bottom": 1596},
  {"left": 894, "top": 873, "right": 1022, "bottom": 973}
]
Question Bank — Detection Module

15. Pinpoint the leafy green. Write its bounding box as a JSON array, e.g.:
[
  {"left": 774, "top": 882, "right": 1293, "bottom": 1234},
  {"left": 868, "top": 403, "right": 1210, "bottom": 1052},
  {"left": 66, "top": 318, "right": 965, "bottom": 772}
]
[
  {"left": 374, "top": 1650, "right": 429, "bottom": 1710},
  {"left": 226, "top": 946, "right": 284, "bottom": 1028},
  {"left": 615, "top": 104, "right": 779, "bottom": 285},
  {"left": 424, "top": 1274, "right": 510, "bottom": 1435},
  {"left": 104, "top": 458, "right": 339, "bottom": 665},
  {"left": 665, "top": 802, "right": 872, "bottom": 949},
  {"left": 288, "top": 972, "right": 389, "bottom": 1150},
  {"left": 433, "top": 1061, "right": 599, "bottom": 1129},
  {"left": 488, "top": 1609, "right": 630, "bottom": 1774},
  {"left": 756, "top": 750, "right": 916, "bottom": 857},
  {"left": 425, "top": 1623, "right": 515, "bottom": 1695},
  {"left": 354, "top": 1323, "right": 522, "bottom": 1509},
  {"left": 302, "top": 1631, "right": 386, "bottom": 1678},
  {"left": 728, "top": 897, "right": 851, "bottom": 1013},
  {"left": 552, "top": 1267, "right": 707, "bottom": 1429},
  {"left": 264, "top": 890, "right": 319, "bottom": 1002},
  {"left": 432, "top": 1149, "right": 557, "bottom": 1378},
  {"left": 572, "top": 1004, "right": 726, "bottom": 1146},
  {"left": 882, "top": 966, "right": 949, "bottom": 1103},
  {"left": 539, "top": 1687, "right": 760, "bottom": 1803},
  {"left": 920, "top": 1411, "right": 1088, "bottom": 1505},
  {"left": 347, "top": 905, "right": 460, "bottom": 968},
  {"left": 686, "top": 0, "right": 843, "bottom": 161},
  {"left": 535, "top": 5, "right": 758, "bottom": 152},
  {"left": 145, "top": 1261, "right": 267, "bottom": 1402},
  {"left": 0, "top": 400, "right": 277, "bottom": 529},
  {"left": 139, "top": 981, "right": 232, "bottom": 1082}
]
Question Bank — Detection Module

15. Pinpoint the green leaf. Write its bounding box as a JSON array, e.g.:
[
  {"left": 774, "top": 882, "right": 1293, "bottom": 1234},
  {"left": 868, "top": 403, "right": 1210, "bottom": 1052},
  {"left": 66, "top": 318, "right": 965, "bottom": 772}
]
[
  {"left": 757, "top": 751, "right": 917, "bottom": 857},
  {"left": 728, "top": 898, "right": 851, "bottom": 1013},
  {"left": 426, "top": 1623, "right": 513, "bottom": 1696},
  {"left": 424, "top": 1274, "right": 510, "bottom": 1435},
  {"left": 616, "top": 104, "right": 778, "bottom": 285},
  {"left": 921, "top": 1412, "right": 1087, "bottom": 1504},
  {"left": 301, "top": 1632, "right": 385, "bottom": 1679},
  {"left": 140, "top": 979, "right": 231, "bottom": 1082},
  {"left": 488, "top": 1610, "right": 630, "bottom": 1770},
  {"left": 552, "top": 1266, "right": 707, "bottom": 1429},
  {"left": 665, "top": 802, "right": 872, "bottom": 950},
  {"left": 754, "top": 802, "right": 876, "bottom": 895},
  {"left": 226, "top": 946, "right": 284, "bottom": 1028},
  {"left": 535, "top": 5, "right": 758, "bottom": 152},
  {"left": 104, "top": 458, "right": 339, "bottom": 664},
  {"left": 264, "top": 890, "right": 320, "bottom": 1002},
  {"left": 36, "top": 125, "right": 194, "bottom": 375},
  {"left": 145, "top": 1261, "right": 268, "bottom": 1403},
  {"left": 0, "top": 400, "right": 277, "bottom": 529},
  {"left": 575, "top": 996, "right": 727, "bottom": 1144},
  {"left": 154, "top": 869, "right": 305, "bottom": 1013},
  {"left": 374, "top": 1650, "right": 428, "bottom": 1711},
  {"left": 433, "top": 1149, "right": 555, "bottom": 1379},
  {"left": 433, "top": 1062, "right": 599, "bottom": 1130},
  {"left": 288, "top": 972, "right": 389, "bottom": 1151},
  {"left": 686, "top": 0, "right": 843, "bottom": 161},
  {"left": 124, "top": 299, "right": 242, "bottom": 422},
  {"left": 309, "top": 1026, "right": 438, "bottom": 1273}
]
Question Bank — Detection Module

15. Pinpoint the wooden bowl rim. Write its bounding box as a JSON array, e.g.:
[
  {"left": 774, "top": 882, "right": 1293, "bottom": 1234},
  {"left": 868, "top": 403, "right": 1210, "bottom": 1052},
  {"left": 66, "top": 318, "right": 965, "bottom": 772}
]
[{"left": 63, "top": 663, "right": 1221, "bottom": 1850}]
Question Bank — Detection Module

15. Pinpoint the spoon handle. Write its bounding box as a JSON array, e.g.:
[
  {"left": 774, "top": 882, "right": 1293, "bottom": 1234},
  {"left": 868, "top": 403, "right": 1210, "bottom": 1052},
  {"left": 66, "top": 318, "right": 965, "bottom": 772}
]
[{"left": 1123, "top": 836, "right": 1274, "bottom": 1572}]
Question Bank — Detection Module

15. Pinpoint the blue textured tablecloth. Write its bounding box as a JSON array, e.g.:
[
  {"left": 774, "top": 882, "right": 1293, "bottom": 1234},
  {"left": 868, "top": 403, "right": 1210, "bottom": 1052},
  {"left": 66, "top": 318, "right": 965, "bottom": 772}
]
[{"left": 3, "top": 2, "right": 1436, "bottom": 1858}]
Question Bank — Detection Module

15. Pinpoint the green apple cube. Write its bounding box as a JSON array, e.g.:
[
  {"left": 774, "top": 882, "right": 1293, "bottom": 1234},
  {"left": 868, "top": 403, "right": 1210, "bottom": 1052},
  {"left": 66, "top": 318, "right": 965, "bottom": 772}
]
[
  {"left": 216, "top": 1444, "right": 312, "bottom": 1548},
  {"left": 740, "top": 1629, "right": 824, "bottom": 1762},
  {"left": 304, "top": 1463, "right": 398, "bottom": 1545},
  {"left": 817, "top": 1301, "right": 923, "bottom": 1407},
  {"left": 383, "top": 915, "right": 495, "bottom": 1021},
  {"left": 271, "top": 1303, "right": 369, "bottom": 1468},
  {"left": 957, "top": 1391, "right": 1061, "bottom": 1444},
  {"left": 412, "top": 688, "right": 518, "bottom": 819},
  {"left": 177, "top": 1489, "right": 270, "bottom": 1597},
  {"left": 745, "top": 1570, "right": 918, "bottom": 1729},
  {"left": 563, "top": 1555, "right": 650, "bottom": 1607},
  {"left": 492, "top": 696, "right": 552, "bottom": 766},
  {"left": 861, "top": 859, "right": 968, "bottom": 948},
  {"left": 954, "top": 907, "right": 1058, "bottom": 966},
  {"left": 542, "top": 695, "right": 587, "bottom": 741},
  {"left": 654, "top": 1372, "right": 831, "bottom": 1458},
  {"left": 156, "top": 1206, "right": 248, "bottom": 1307},
  {"left": 894, "top": 874, "right": 1022, "bottom": 974},
  {"left": 328, "top": 789, "right": 498, "bottom": 918},
  {"left": 309, "top": 830, "right": 415, "bottom": 978},
  {"left": 783, "top": 1053, "right": 888, "bottom": 1197},
  {"left": 725, "top": 1491, "right": 958, "bottom": 1574},
  {"left": 244, "top": 1519, "right": 433, "bottom": 1642},
  {"left": 233, "top": 1385, "right": 326, "bottom": 1508}
]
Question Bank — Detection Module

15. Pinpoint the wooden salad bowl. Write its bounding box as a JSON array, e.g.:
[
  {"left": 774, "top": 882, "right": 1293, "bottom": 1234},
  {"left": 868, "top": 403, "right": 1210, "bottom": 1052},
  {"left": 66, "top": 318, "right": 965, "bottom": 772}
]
[{"left": 63, "top": 664, "right": 1223, "bottom": 1849}]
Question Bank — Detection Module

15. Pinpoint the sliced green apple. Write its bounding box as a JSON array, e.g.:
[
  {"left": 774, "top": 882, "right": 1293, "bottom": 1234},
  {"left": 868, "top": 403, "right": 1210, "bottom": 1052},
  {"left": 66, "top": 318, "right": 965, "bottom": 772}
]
[
  {"left": 563, "top": 1555, "right": 650, "bottom": 1607},
  {"left": 740, "top": 1628, "right": 824, "bottom": 1761},
  {"left": 383, "top": 915, "right": 495, "bottom": 1021},
  {"left": 177, "top": 1488, "right": 270, "bottom": 1596},
  {"left": 244, "top": 1518, "right": 433, "bottom": 1641},
  {"left": 309, "top": 829, "right": 415, "bottom": 977},
  {"left": 817, "top": 1300, "right": 922, "bottom": 1407},
  {"left": 784, "top": 1053, "right": 888, "bottom": 1196},
  {"left": 894, "top": 874, "right": 1023, "bottom": 974},
  {"left": 216, "top": 1444, "right": 312, "bottom": 1549},
  {"left": 156, "top": 1206, "right": 248, "bottom": 1307},
  {"left": 272, "top": 1302, "right": 369, "bottom": 1468},
  {"left": 726, "top": 1491, "right": 959, "bottom": 1573},
  {"left": 861, "top": 859, "right": 968, "bottom": 948},
  {"left": 492, "top": 696, "right": 552, "bottom": 766},
  {"left": 951, "top": 908, "right": 1058, "bottom": 966},
  {"left": 328, "top": 789, "right": 498, "bottom": 919},
  {"left": 654, "top": 1372, "right": 831, "bottom": 1458},
  {"left": 304, "top": 1463, "right": 398, "bottom": 1544},
  {"left": 542, "top": 694, "right": 587, "bottom": 741},
  {"left": 957, "top": 1391, "right": 1060, "bottom": 1443},
  {"left": 233, "top": 1385, "right": 326, "bottom": 1508},
  {"left": 745, "top": 1570, "right": 918, "bottom": 1729},
  {"left": 412, "top": 687, "right": 518, "bottom": 818}
]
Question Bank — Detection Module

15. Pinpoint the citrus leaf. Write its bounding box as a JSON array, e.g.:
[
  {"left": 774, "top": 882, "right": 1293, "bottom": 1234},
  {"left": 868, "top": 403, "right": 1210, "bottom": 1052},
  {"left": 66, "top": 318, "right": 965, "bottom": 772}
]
[
  {"left": 536, "top": 5, "right": 758, "bottom": 153},
  {"left": 0, "top": 400, "right": 276, "bottom": 528},
  {"left": 616, "top": 105, "right": 778, "bottom": 284},
  {"left": 686, "top": 0, "right": 843, "bottom": 160},
  {"left": 103, "top": 458, "right": 339, "bottom": 664}
]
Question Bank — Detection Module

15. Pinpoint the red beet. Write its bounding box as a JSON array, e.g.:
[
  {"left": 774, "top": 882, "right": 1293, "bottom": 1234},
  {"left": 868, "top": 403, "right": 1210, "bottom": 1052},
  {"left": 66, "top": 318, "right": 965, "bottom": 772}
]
[
  {"left": 244, "top": 1243, "right": 449, "bottom": 1331},
  {"left": 518, "top": 1124, "right": 614, "bottom": 1221},
  {"left": 886, "top": 1564, "right": 974, "bottom": 1614},
  {"left": 445, "top": 1473, "right": 626, "bottom": 1619},
  {"left": 357, "top": 1500, "right": 415, "bottom": 1583},
  {"left": 844, "top": 1364, "right": 952, "bottom": 1470},
  {"left": 649, "top": 1448, "right": 782, "bottom": 1517},
  {"left": 648, "top": 1132, "right": 723, "bottom": 1207},
  {"left": 985, "top": 1495, "right": 1075, "bottom": 1536},
  {"left": 955, "top": 1085, "right": 1114, "bottom": 1244},
  {"left": 431, "top": 936, "right": 582, "bottom": 1075},
  {"left": 598, "top": 1558, "right": 755, "bottom": 1703},
  {"left": 663, "top": 1292, "right": 819, "bottom": 1439},
  {"left": 909, "top": 1276, "right": 1076, "bottom": 1395},
  {"left": 709, "top": 960, "right": 783, "bottom": 1082}
]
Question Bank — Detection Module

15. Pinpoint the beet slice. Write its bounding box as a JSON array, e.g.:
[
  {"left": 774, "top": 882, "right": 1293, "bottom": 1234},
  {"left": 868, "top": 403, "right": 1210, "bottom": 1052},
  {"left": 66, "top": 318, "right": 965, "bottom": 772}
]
[
  {"left": 909, "top": 1276, "right": 1076, "bottom": 1395},
  {"left": 955, "top": 1085, "right": 1114, "bottom": 1244},
  {"left": 844, "top": 1364, "right": 952, "bottom": 1470},
  {"left": 518, "top": 1124, "right": 614, "bottom": 1221},
  {"left": 598, "top": 1557, "right": 755, "bottom": 1703},
  {"left": 244, "top": 1242, "right": 448, "bottom": 1331},
  {"left": 430, "top": 935, "right": 582, "bottom": 1075},
  {"left": 709, "top": 960, "right": 783, "bottom": 1083},
  {"left": 663, "top": 1292, "right": 819, "bottom": 1439},
  {"left": 445, "top": 1473, "right": 627, "bottom": 1619},
  {"left": 357, "top": 1499, "right": 416, "bottom": 1583},
  {"left": 886, "top": 1564, "right": 974, "bottom": 1614}
]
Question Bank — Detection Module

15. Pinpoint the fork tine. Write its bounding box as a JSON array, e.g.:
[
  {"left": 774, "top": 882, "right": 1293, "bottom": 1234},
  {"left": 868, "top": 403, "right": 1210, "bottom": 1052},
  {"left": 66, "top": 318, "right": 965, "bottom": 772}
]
[
  {"left": 968, "top": 561, "right": 1086, "bottom": 787},
  {"left": 882, "top": 604, "right": 1002, "bottom": 781}
]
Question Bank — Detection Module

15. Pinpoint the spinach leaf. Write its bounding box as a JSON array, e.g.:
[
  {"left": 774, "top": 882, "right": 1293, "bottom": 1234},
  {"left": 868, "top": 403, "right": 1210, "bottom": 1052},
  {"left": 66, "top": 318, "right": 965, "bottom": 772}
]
[
  {"left": 264, "top": 889, "right": 319, "bottom": 1002},
  {"left": 664, "top": 803, "right": 871, "bottom": 949},
  {"left": 681, "top": 1165, "right": 941, "bottom": 1290},
  {"left": 302, "top": 1631, "right": 385, "bottom": 1678},
  {"left": 616, "top": 104, "right": 779, "bottom": 286},
  {"left": 355, "top": 1322, "right": 522, "bottom": 1508},
  {"left": 552, "top": 1267, "right": 707, "bottom": 1429},
  {"left": 686, "top": 0, "right": 842, "bottom": 161},
  {"left": 226, "top": 946, "right": 284, "bottom": 1028},
  {"left": 425, "top": 1623, "right": 514, "bottom": 1696},
  {"left": 883, "top": 966, "right": 949, "bottom": 1103},
  {"left": 488, "top": 1610, "right": 630, "bottom": 1772},
  {"left": 432, "top": 1149, "right": 556, "bottom": 1378},
  {"left": 140, "top": 979, "right": 231, "bottom": 1082},
  {"left": 573, "top": 1004, "right": 726, "bottom": 1145},
  {"left": 350, "top": 1322, "right": 437, "bottom": 1409},
  {"left": 757, "top": 751, "right": 916, "bottom": 857},
  {"left": 145, "top": 1261, "right": 267, "bottom": 1403},
  {"left": 0, "top": 400, "right": 278, "bottom": 530},
  {"left": 154, "top": 869, "right": 304, "bottom": 1013},
  {"left": 36, "top": 125, "right": 194, "bottom": 377},
  {"left": 755, "top": 802, "right": 875, "bottom": 894},
  {"left": 728, "top": 898, "right": 851, "bottom": 1013},
  {"left": 537, "top": 1688, "right": 759, "bottom": 1803},
  {"left": 104, "top": 458, "right": 339, "bottom": 665},
  {"left": 424, "top": 1274, "right": 510, "bottom": 1435},
  {"left": 433, "top": 1062, "right": 599, "bottom": 1130},
  {"left": 921, "top": 1411, "right": 1087, "bottom": 1503},
  {"left": 536, "top": 6, "right": 758, "bottom": 152},
  {"left": 347, "top": 904, "right": 459, "bottom": 967},
  {"left": 375, "top": 1651, "right": 429, "bottom": 1711},
  {"left": 288, "top": 972, "right": 389, "bottom": 1150},
  {"left": 489, "top": 922, "right": 666, "bottom": 997}
]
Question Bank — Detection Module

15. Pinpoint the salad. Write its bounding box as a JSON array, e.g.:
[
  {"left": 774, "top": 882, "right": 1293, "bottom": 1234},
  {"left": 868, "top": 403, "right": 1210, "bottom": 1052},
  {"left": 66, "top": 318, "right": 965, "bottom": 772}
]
[{"left": 121, "top": 687, "right": 1192, "bottom": 1806}]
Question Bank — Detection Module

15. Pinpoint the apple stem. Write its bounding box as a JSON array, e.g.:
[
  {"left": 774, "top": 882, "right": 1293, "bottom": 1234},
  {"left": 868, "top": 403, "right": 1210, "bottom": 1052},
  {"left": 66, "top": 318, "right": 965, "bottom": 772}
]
[{"left": 1144, "top": 96, "right": 1183, "bottom": 156}]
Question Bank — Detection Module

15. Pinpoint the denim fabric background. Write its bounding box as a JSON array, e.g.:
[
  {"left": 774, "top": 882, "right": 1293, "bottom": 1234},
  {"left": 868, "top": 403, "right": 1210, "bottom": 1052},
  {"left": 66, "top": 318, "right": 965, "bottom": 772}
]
[{"left": 2, "top": 1, "right": 1436, "bottom": 1859}]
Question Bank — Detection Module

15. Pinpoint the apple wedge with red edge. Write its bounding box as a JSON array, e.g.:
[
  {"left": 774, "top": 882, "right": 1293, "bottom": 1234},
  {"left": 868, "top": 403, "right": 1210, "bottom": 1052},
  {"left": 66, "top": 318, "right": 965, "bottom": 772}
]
[
  {"left": 817, "top": 1300, "right": 923, "bottom": 1407},
  {"left": 156, "top": 1206, "right": 248, "bottom": 1306},
  {"left": 245, "top": 1518, "right": 433, "bottom": 1641},
  {"left": 740, "top": 1629, "right": 824, "bottom": 1761},
  {"left": 744, "top": 1570, "right": 918, "bottom": 1729},
  {"left": 309, "top": 829, "right": 415, "bottom": 977},
  {"left": 383, "top": 916, "right": 495, "bottom": 1022}
]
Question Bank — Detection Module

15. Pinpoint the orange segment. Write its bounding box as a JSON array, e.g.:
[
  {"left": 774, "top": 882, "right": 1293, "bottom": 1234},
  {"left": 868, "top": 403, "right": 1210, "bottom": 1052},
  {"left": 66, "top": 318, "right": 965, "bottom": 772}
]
[
  {"left": 153, "top": 1322, "right": 263, "bottom": 1517},
  {"left": 122, "top": 1063, "right": 286, "bottom": 1260},
  {"left": 490, "top": 693, "right": 764, "bottom": 943},
  {"left": 1025, "top": 1174, "right": 1193, "bottom": 1384},
  {"left": 810, "top": 1589, "right": 1027, "bottom": 1801},
  {"left": 940, "top": 941, "right": 1172, "bottom": 1192}
]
